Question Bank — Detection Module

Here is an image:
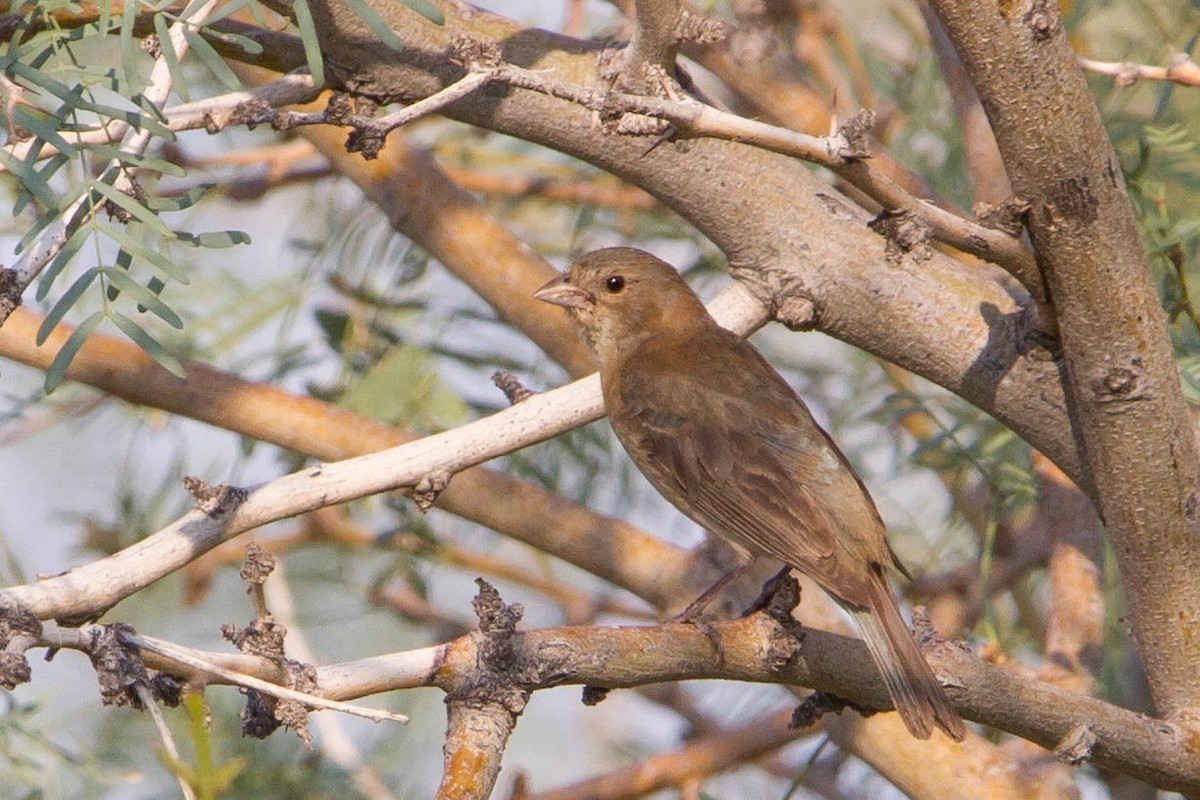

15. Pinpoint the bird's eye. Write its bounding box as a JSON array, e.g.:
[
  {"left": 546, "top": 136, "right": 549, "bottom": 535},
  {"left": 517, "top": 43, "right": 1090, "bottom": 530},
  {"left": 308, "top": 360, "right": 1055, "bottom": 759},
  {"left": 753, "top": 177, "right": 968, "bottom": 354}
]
[{"left": 604, "top": 275, "right": 626, "bottom": 293}]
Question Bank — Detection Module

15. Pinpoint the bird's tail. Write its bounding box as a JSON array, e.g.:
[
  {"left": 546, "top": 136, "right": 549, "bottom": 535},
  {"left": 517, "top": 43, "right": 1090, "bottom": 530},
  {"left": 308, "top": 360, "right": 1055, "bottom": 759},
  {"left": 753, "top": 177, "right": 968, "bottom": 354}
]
[{"left": 848, "top": 568, "right": 966, "bottom": 741}]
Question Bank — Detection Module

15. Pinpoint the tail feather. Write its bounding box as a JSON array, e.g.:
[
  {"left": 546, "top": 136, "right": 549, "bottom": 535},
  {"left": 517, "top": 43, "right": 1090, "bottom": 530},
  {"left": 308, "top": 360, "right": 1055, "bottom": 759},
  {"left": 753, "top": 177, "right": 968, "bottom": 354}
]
[{"left": 848, "top": 570, "right": 966, "bottom": 741}]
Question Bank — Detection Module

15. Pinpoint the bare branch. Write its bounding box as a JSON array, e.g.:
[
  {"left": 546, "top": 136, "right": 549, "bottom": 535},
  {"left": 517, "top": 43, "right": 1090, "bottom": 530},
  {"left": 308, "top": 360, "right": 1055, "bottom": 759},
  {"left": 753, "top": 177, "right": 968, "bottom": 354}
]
[
  {"left": 225, "top": 60, "right": 601, "bottom": 378},
  {"left": 271, "top": 617, "right": 1200, "bottom": 793},
  {"left": 0, "top": 280, "right": 766, "bottom": 623},
  {"left": 136, "top": 682, "right": 197, "bottom": 800},
  {"left": 624, "top": 0, "right": 684, "bottom": 84},
  {"left": 184, "top": 3, "right": 1087, "bottom": 494},
  {"left": 1079, "top": 53, "right": 1200, "bottom": 87},
  {"left": 0, "top": 306, "right": 691, "bottom": 609},
  {"left": 436, "top": 580, "right": 528, "bottom": 799},
  {"left": 116, "top": 631, "right": 409, "bottom": 725},
  {"left": 25, "top": 598, "right": 1198, "bottom": 791},
  {"left": 917, "top": 1, "right": 1013, "bottom": 205},
  {"left": 237, "top": 70, "right": 494, "bottom": 159},
  {"left": 263, "top": 563, "right": 400, "bottom": 800},
  {"left": 525, "top": 708, "right": 804, "bottom": 800}
]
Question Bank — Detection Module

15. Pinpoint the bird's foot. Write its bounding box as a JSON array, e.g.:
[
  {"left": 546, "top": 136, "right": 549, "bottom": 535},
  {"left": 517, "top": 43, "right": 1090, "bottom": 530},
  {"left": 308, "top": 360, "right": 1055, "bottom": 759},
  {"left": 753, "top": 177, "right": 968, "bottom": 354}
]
[
  {"left": 665, "top": 562, "right": 756, "bottom": 660},
  {"left": 667, "top": 610, "right": 725, "bottom": 662},
  {"left": 742, "top": 566, "right": 798, "bottom": 617}
]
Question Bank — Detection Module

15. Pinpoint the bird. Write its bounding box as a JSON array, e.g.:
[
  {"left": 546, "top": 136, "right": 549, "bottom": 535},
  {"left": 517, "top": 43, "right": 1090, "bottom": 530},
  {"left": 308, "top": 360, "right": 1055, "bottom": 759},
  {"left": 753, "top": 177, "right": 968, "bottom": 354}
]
[{"left": 534, "top": 247, "right": 966, "bottom": 741}]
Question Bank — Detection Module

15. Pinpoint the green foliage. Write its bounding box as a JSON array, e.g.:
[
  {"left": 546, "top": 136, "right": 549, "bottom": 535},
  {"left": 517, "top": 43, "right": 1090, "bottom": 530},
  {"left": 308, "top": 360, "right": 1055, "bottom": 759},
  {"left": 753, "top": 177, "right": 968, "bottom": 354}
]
[
  {"left": 872, "top": 380, "right": 1038, "bottom": 645},
  {"left": 402, "top": 0, "right": 446, "bottom": 26},
  {"left": 0, "top": 692, "right": 90, "bottom": 797},
  {"left": 76, "top": 680, "right": 368, "bottom": 799},
  {"left": 1120, "top": 125, "right": 1200, "bottom": 400},
  {"left": 163, "top": 692, "right": 248, "bottom": 800},
  {"left": 340, "top": 342, "right": 469, "bottom": 431},
  {"left": 0, "top": 3, "right": 263, "bottom": 391},
  {"left": 885, "top": 392, "right": 1038, "bottom": 515},
  {"left": 344, "top": 0, "right": 407, "bottom": 52},
  {"left": 291, "top": 0, "right": 326, "bottom": 88}
]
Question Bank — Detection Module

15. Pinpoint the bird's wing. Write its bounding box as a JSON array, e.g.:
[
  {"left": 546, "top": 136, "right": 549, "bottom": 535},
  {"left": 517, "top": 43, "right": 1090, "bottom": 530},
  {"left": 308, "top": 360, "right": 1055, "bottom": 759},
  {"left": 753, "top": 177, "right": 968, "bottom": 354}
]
[{"left": 610, "top": 334, "right": 883, "bottom": 601}]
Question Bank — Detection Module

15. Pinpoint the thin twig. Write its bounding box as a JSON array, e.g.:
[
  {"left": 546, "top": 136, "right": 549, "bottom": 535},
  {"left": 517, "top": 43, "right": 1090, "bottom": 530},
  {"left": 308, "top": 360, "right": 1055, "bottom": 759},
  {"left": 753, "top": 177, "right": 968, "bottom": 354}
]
[
  {"left": 135, "top": 683, "right": 198, "bottom": 800},
  {"left": 264, "top": 563, "right": 399, "bottom": 800},
  {"left": 121, "top": 632, "right": 410, "bottom": 725},
  {"left": 365, "top": 70, "right": 494, "bottom": 136},
  {"left": 1078, "top": 53, "right": 1200, "bottom": 87},
  {"left": 254, "top": 70, "right": 494, "bottom": 158}
]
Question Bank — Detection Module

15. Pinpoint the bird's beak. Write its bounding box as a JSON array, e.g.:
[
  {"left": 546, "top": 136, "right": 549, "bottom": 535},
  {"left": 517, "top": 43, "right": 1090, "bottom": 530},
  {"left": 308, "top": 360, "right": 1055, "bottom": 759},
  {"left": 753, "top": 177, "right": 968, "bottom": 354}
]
[{"left": 533, "top": 273, "right": 593, "bottom": 310}]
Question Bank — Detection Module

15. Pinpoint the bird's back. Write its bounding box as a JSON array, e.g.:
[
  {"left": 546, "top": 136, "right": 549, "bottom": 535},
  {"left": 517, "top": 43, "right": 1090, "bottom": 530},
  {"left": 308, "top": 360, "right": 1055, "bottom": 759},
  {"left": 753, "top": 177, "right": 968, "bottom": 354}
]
[{"left": 604, "top": 323, "right": 899, "bottom": 609}]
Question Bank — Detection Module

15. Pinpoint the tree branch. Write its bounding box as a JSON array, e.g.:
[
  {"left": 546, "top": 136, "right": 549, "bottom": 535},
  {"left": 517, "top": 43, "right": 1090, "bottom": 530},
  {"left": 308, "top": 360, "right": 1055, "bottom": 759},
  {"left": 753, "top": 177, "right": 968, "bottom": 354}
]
[
  {"left": 0, "top": 277, "right": 765, "bottom": 622},
  {"left": 294, "top": 0, "right": 1085, "bottom": 493},
  {"left": 481, "top": 61, "right": 1041, "bottom": 302},
  {"left": 0, "top": 307, "right": 690, "bottom": 609},
  {"left": 624, "top": 0, "right": 684, "bottom": 85},
  {"left": 39, "top": 608, "right": 1200, "bottom": 793},
  {"left": 1078, "top": 53, "right": 1200, "bottom": 87},
  {"left": 927, "top": 0, "right": 1200, "bottom": 720},
  {"left": 525, "top": 708, "right": 805, "bottom": 800}
]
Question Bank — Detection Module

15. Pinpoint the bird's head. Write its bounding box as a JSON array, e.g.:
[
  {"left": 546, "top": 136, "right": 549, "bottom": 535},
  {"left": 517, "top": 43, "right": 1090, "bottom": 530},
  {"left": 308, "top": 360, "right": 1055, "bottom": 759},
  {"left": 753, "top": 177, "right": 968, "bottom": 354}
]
[{"left": 534, "top": 247, "right": 709, "bottom": 366}]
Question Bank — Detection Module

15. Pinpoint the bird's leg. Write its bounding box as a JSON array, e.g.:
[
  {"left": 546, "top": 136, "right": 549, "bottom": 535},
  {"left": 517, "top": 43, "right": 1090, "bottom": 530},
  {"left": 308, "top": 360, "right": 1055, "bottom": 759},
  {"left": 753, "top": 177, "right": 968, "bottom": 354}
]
[
  {"left": 742, "top": 565, "right": 796, "bottom": 617},
  {"left": 667, "top": 561, "right": 754, "bottom": 660},
  {"left": 669, "top": 561, "right": 751, "bottom": 624}
]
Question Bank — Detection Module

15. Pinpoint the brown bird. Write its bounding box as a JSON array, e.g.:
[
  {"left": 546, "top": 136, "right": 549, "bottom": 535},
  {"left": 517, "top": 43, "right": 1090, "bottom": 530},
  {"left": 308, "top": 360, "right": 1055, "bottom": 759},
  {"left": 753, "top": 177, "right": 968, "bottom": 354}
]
[{"left": 534, "top": 247, "right": 965, "bottom": 741}]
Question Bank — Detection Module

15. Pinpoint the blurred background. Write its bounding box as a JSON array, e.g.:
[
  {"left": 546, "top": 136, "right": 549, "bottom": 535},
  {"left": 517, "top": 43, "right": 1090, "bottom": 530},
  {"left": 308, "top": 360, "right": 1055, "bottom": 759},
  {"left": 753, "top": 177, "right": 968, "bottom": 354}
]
[{"left": 1, "top": 0, "right": 1198, "bottom": 797}]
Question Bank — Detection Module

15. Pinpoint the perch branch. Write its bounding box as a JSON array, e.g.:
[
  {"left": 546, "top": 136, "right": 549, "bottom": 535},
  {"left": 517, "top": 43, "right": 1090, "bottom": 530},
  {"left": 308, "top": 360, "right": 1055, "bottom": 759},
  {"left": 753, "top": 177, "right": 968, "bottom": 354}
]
[{"left": 82, "top": 612, "right": 1200, "bottom": 793}]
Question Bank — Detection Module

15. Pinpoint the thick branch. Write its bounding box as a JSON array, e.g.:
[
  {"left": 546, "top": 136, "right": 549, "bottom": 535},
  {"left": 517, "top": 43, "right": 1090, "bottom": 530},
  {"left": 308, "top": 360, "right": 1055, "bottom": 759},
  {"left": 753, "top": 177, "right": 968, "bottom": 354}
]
[
  {"left": 482, "top": 61, "right": 1039, "bottom": 299},
  {"left": 625, "top": 0, "right": 684, "bottom": 82},
  {"left": 73, "top": 614, "right": 1200, "bottom": 793},
  {"left": 437, "top": 581, "right": 527, "bottom": 800},
  {"left": 927, "top": 0, "right": 1200, "bottom": 719},
  {"left": 297, "top": 0, "right": 1086, "bottom": 493},
  {"left": 374, "top": 620, "right": 1200, "bottom": 794},
  {"left": 917, "top": 1, "right": 1012, "bottom": 205}
]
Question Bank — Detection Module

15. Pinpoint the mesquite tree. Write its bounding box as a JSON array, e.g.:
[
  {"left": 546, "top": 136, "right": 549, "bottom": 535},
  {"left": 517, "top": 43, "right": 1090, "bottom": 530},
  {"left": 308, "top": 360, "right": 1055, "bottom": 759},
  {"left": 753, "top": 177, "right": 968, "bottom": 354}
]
[{"left": 1, "top": 1, "right": 1198, "bottom": 797}]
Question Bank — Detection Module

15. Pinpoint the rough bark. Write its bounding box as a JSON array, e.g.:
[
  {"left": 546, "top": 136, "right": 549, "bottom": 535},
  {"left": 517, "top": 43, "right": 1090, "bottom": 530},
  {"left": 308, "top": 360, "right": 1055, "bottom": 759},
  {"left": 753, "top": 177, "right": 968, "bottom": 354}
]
[
  {"left": 927, "top": 0, "right": 1200, "bottom": 721},
  {"left": 294, "top": 0, "right": 1085, "bottom": 487}
]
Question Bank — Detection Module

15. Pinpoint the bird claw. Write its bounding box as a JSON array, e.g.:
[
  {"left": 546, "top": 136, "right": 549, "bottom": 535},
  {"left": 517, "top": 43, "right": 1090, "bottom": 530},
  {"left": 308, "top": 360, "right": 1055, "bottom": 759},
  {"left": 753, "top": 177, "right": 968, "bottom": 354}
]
[
  {"left": 742, "top": 566, "right": 799, "bottom": 618},
  {"left": 668, "top": 611, "right": 725, "bottom": 661}
]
